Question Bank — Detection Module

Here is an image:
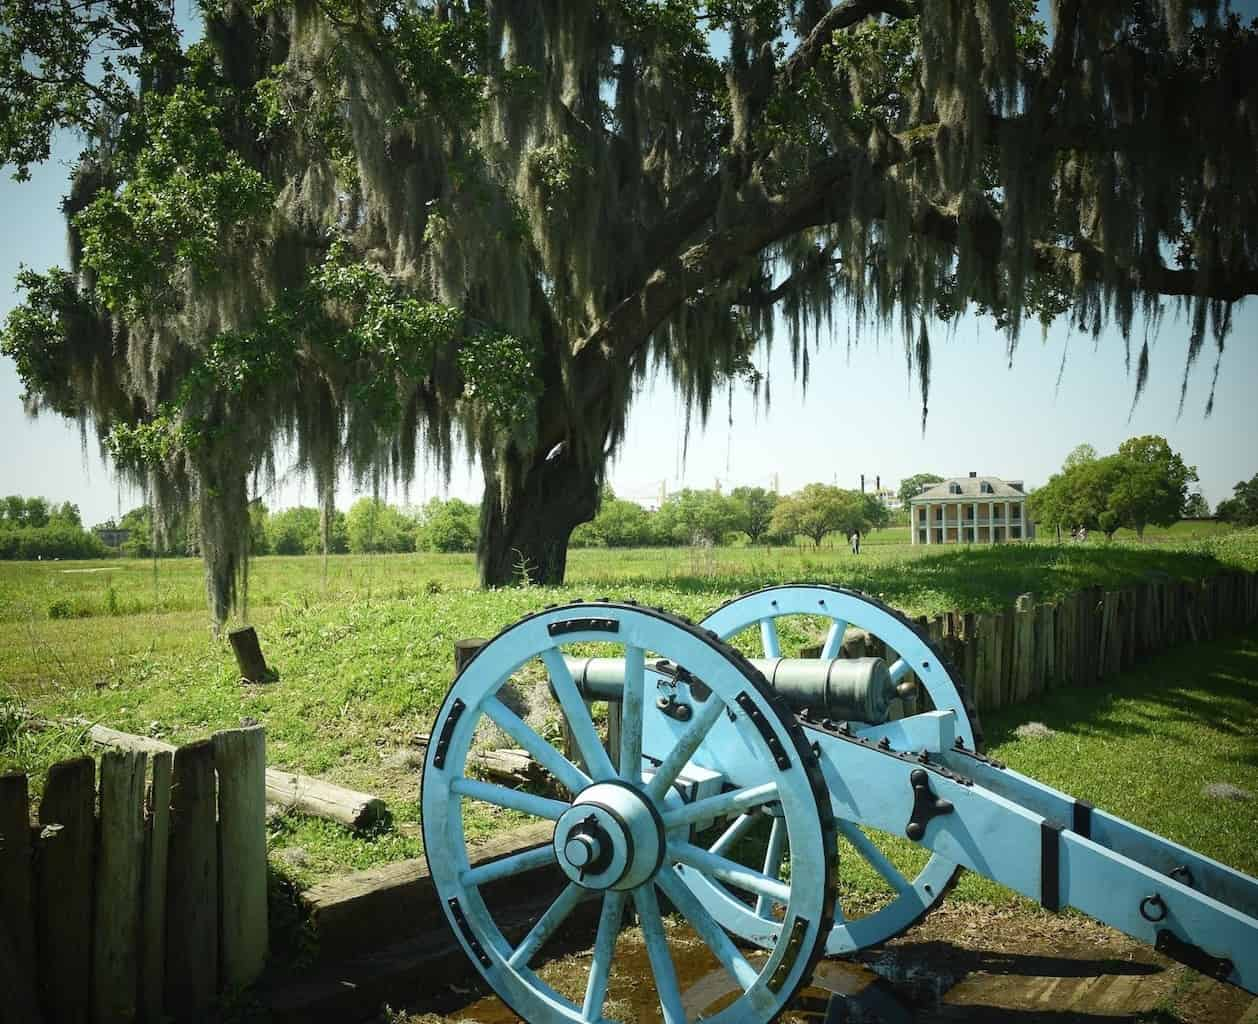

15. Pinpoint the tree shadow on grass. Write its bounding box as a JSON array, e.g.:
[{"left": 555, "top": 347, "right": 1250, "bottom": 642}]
[{"left": 982, "top": 628, "right": 1258, "bottom": 752}]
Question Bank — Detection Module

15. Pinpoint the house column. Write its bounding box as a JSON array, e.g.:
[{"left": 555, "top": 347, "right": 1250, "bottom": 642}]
[
  {"left": 1005, "top": 500, "right": 1011, "bottom": 542},
  {"left": 925, "top": 504, "right": 932, "bottom": 544},
  {"left": 988, "top": 501, "right": 995, "bottom": 543}
]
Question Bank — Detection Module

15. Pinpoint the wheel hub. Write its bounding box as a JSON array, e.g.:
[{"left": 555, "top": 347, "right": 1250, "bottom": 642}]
[{"left": 553, "top": 781, "right": 665, "bottom": 891}]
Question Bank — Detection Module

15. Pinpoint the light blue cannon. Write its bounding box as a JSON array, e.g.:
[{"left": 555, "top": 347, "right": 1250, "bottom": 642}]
[{"left": 422, "top": 586, "right": 1258, "bottom": 1023}]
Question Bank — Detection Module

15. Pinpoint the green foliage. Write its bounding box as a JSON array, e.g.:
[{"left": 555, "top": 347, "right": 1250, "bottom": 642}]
[
  {"left": 456, "top": 329, "right": 542, "bottom": 429},
  {"left": 571, "top": 496, "right": 656, "bottom": 549},
  {"left": 1182, "top": 492, "right": 1211, "bottom": 519},
  {"left": 267, "top": 506, "right": 347, "bottom": 556},
  {"left": 75, "top": 83, "right": 274, "bottom": 317},
  {"left": 1109, "top": 436, "right": 1198, "bottom": 538},
  {"left": 345, "top": 498, "right": 417, "bottom": 554},
  {"left": 770, "top": 484, "right": 872, "bottom": 547},
  {"left": 0, "top": 0, "right": 181, "bottom": 179},
  {"left": 0, "top": 495, "right": 108, "bottom": 560},
  {"left": 656, "top": 489, "right": 740, "bottom": 545},
  {"left": 415, "top": 498, "right": 479, "bottom": 553},
  {"left": 729, "top": 486, "right": 778, "bottom": 544},
  {"left": 1216, "top": 475, "right": 1258, "bottom": 527},
  {"left": 1062, "top": 444, "right": 1098, "bottom": 471},
  {"left": 0, "top": 268, "right": 95, "bottom": 415},
  {"left": 1030, "top": 437, "right": 1198, "bottom": 540},
  {"left": 0, "top": 524, "right": 110, "bottom": 561},
  {"left": 897, "top": 474, "right": 944, "bottom": 506}
]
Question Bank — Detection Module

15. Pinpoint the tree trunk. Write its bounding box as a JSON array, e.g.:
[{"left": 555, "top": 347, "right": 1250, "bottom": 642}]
[{"left": 478, "top": 444, "right": 601, "bottom": 586}]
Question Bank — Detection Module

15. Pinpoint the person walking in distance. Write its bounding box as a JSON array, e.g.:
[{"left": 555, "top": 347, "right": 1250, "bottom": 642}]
[{"left": 850, "top": 531, "right": 861, "bottom": 555}]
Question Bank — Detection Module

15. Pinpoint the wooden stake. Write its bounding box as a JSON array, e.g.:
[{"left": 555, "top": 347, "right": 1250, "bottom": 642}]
[
  {"left": 166, "top": 740, "right": 218, "bottom": 1015},
  {"left": 228, "top": 626, "right": 277, "bottom": 684},
  {"left": 141, "top": 752, "right": 172, "bottom": 1024},
  {"left": 0, "top": 772, "right": 42, "bottom": 1024},
  {"left": 213, "top": 728, "right": 269, "bottom": 994},
  {"left": 37, "top": 756, "right": 95, "bottom": 1024},
  {"left": 93, "top": 749, "right": 147, "bottom": 1024}
]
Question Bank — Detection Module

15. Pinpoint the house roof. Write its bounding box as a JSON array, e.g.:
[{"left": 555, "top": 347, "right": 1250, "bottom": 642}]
[{"left": 910, "top": 476, "right": 1026, "bottom": 501}]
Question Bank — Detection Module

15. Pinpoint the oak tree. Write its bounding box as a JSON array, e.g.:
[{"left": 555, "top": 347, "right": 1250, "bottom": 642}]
[{"left": 4, "top": 0, "right": 1257, "bottom": 622}]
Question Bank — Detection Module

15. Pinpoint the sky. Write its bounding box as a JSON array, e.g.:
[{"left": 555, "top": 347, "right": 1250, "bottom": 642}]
[{"left": 2, "top": 8, "right": 1256, "bottom": 526}]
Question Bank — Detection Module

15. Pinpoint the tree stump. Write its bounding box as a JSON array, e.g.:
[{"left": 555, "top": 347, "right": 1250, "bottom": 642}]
[
  {"left": 455, "top": 637, "right": 488, "bottom": 673},
  {"left": 229, "top": 626, "right": 277, "bottom": 684}
]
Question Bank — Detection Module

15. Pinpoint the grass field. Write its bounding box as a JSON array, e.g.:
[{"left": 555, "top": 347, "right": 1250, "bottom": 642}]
[{"left": 2, "top": 527, "right": 1256, "bottom": 912}]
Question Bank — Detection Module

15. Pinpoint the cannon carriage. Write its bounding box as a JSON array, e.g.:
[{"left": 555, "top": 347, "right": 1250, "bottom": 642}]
[{"left": 422, "top": 585, "right": 1258, "bottom": 1022}]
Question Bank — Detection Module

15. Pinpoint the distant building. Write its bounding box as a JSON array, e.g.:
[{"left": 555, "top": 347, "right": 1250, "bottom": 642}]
[
  {"left": 909, "top": 473, "right": 1035, "bottom": 545},
  {"left": 95, "top": 527, "right": 131, "bottom": 549},
  {"left": 873, "top": 487, "right": 901, "bottom": 511}
]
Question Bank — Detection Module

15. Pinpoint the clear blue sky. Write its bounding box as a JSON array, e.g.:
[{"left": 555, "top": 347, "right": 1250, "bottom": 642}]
[{"left": 3, "top": 8, "right": 1256, "bottom": 525}]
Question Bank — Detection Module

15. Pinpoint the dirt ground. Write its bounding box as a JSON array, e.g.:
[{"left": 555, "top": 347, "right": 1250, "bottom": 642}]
[{"left": 387, "top": 901, "right": 1257, "bottom": 1023}]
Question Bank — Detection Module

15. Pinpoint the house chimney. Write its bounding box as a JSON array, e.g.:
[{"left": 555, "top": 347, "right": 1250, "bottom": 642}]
[{"left": 969, "top": 471, "right": 977, "bottom": 478}]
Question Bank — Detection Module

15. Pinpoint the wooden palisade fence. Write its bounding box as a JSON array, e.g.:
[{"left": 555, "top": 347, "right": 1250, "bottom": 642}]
[
  {"left": 0, "top": 726, "right": 268, "bottom": 1024},
  {"left": 869, "top": 570, "right": 1258, "bottom": 713}
]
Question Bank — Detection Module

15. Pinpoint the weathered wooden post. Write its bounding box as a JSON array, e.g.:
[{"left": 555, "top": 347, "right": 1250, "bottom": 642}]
[
  {"left": 454, "top": 637, "right": 488, "bottom": 673},
  {"left": 93, "top": 749, "right": 147, "bottom": 1024},
  {"left": 142, "top": 751, "right": 172, "bottom": 1024},
  {"left": 166, "top": 740, "right": 218, "bottom": 1015},
  {"left": 37, "top": 756, "right": 95, "bottom": 1024},
  {"left": 214, "top": 727, "right": 269, "bottom": 993},
  {"left": 229, "top": 626, "right": 278, "bottom": 684},
  {"left": 0, "top": 772, "right": 42, "bottom": 1024}
]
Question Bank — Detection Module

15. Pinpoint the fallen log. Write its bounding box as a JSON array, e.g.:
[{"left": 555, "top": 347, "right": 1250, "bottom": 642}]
[
  {"left": 264, "top": 769, "right": 388, "bottom": 831},
  {"left": 467, "top": 748, "right": 547, "bottom": 787},
  {"left": 87, "top": 725, "right": 388, "bottom": 831}
]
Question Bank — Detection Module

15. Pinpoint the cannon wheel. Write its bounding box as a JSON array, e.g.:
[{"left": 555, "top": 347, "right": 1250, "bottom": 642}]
[
  {"left": 698, "top": 584, "right": 983, "bottom": 956},
  {"left": 422, "top": 600, "right": 836, "bottom": 1024}
]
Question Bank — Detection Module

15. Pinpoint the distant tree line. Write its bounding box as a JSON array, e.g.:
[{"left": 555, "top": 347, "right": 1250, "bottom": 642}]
[
  {"left": 1215, "top": 475, "right": 1258, "bottom": 527},
  {"left": 0, "top": 496, "right": 109, "bottom": 559},
  {"left": 103, "top": 497, "right": 483, "bottom": 557},
  {"left": 571, "top": 484, "right": 889, "bottom": 549},
  {"left": 1028, "top": 437, "right": 1201, "bottom": 540}
]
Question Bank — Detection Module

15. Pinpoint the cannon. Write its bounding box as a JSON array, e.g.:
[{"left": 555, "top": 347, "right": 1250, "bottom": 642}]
[{"left": 422, "top": 585, "right": 1258, "bottom": 1022}]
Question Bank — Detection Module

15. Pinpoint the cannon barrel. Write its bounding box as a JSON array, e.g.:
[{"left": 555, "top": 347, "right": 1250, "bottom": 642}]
[{"left": 562, "top": 655, "right": 901, "bottom": 724}]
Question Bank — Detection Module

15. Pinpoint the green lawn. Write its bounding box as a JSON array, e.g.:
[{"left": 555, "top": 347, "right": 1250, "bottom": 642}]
[{"left": 2, "top": 529, "right": 1256, "bottom": 898}]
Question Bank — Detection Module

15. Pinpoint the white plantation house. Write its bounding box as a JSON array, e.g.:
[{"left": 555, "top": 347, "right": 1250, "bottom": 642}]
[{"left": 909, "top": 473, "right": 1035, "bottom": 545}]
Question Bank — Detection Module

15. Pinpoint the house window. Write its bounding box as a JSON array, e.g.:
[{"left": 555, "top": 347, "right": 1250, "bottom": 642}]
[
  {"left": 918, "top": 530, "right": 927, "bottom": 543},
  {"left": 948, "top": 482, "right": 962, "bottom": 495},
  {"left": 918, "top": 508, "right": 926, "bottom": 522},
  {"left": 935, "top": 507, "right": 943, "bottom": 521},
  {"left": 1011, "top": 504, "right": 1021, "bottom": 520},
  {"left": 980, "top": 481, "right": 993, "bottom": 494},
  {"left": 1012, "top": 525, "right": 1022, "bottom": 539}
]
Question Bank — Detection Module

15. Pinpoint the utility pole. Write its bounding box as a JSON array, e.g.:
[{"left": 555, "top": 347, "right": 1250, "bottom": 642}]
[
  {"left": 772, "top": 473, "right": 779, "bottom": 494},
  {"left": 658, "top": 480, "right": 667, "bottom": 509},
  {"left": 860, "top": 473, "right": 865, "bottom": 492}
]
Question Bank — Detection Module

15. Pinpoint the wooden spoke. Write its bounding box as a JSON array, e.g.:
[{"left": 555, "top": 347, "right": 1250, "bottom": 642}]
[
  {"left": 541, "top": 648, "right": 617, "bottom": 781},
  {"left": 482, "top": 695, "right": 591, "bottom": 795},
  {"left": 661, "top": 781, "right": 779, "bottom": 830},
  {"left": 669, "top": 840, "right": 793, "bottom": 906},
  {"left": 508, "top": 882, "right": 585, "bottom": 968},
  {"left": 450, "top": 777, "right": 569, "bottom": 820}
]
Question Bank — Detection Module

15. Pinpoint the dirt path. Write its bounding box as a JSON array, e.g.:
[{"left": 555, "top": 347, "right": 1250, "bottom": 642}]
[{"left": 392, "top": 902, "right": 1256, "bottom": 1023}]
